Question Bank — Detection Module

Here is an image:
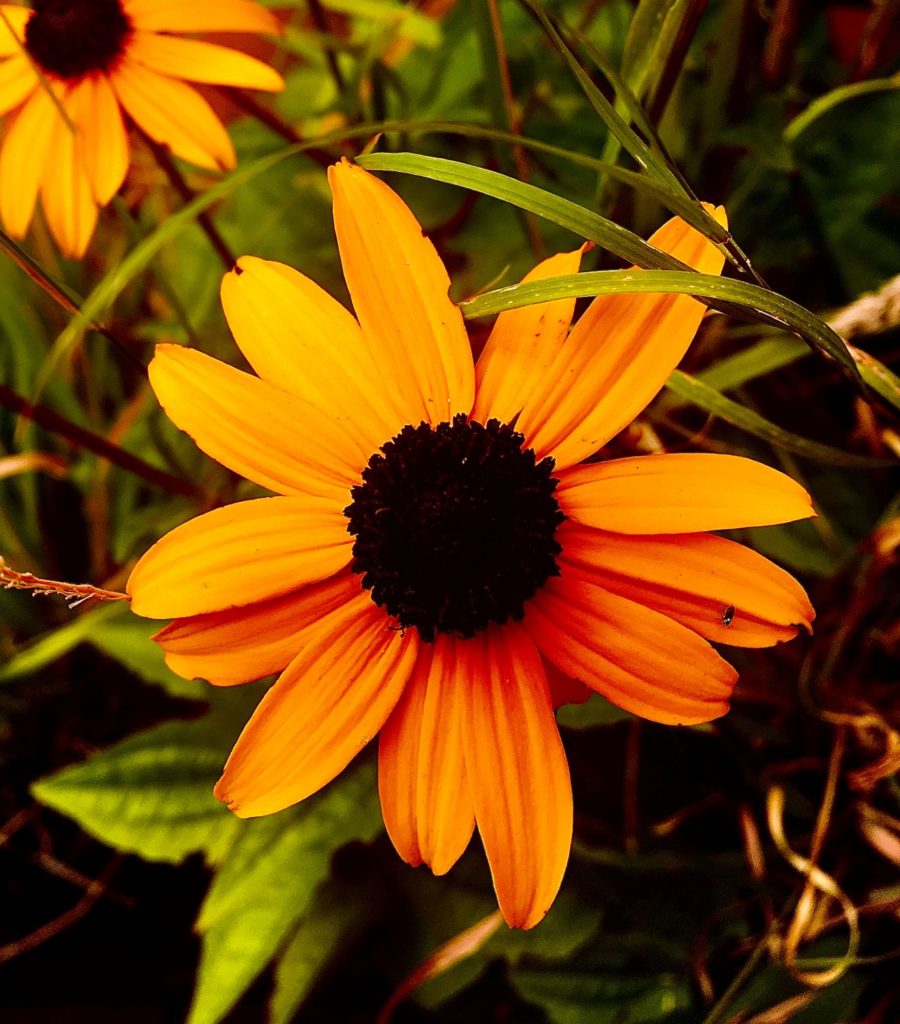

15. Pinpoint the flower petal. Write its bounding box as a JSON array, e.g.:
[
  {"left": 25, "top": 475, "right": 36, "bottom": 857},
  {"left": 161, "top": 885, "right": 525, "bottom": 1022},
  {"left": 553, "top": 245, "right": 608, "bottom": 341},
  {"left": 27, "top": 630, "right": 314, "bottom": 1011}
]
[
  {"left": 517, "top": 208, "right": 727, "bottom": 469},
  {"left": 525, "top": 567, "right": 738, "bottom": 726},
  {"left": 40, "top": 85, "right": 98, "bottom": 258},
  {"left": 0, "top": 55, "right": 37, "bottom": 116},
  {"left": 556, "top": 453, "right": 815, "bottom": 533},
  {"left": 472, "top": 245, "right": 586, "bottom": 425},
  {"left": 0, "top": 84, "right": 59, "bottom": 239},
  {"left": 122, "top": 0, "right": 280, "bottom": 34},
  {"left": 110, "top": 55, "right": 235, "bottom": 171},
  {"left": 378, "top": 635, "right": 475, "bottom": 875},
  {"left": 0, "top": 5, "right": 30, "bottom": 55},
  {"left": 127, "top": 496, "right": 352, "bottom": 618},
  {"left": 127, "top": 31, "right": 284, "bottom": 92},
  {"left": 214, "top": 592, "right": 419, "bottom": 817},
  {"left": 148, "top": 343, "right": 366, "bottom": 500},
  {"left": 152, "top": 571, "right": 357, "bottom": 685},
  {"left": 72, "top": 74, "right": 129, "bottom": 205},
  {"left": 460, "top": 624, "right": 572, "bottom": 929},
  {"left": 328, "top": 160, "right": 475, "bottom": 427},
  {"left": 220, "top": 257, "right": 402, "bottom": 448},
  {"left": 559, "top": 521, "right": 814, "bottom": 648}
]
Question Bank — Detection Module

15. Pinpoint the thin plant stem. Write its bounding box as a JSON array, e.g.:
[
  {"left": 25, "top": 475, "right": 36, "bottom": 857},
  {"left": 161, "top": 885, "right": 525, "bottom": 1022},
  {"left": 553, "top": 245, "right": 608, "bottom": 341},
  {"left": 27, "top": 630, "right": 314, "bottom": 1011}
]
[
  {"left": 145, "top": 138, "right": 236, "bottom": 269},
  {"left": 0, "top": 382, "right": 197, "bottom": 498},
  {"left": 307, "top": 0, "right": 346, "bottom": 94},
  {"left": 229, "top": 88, "right": 333, "bottom": 167}
]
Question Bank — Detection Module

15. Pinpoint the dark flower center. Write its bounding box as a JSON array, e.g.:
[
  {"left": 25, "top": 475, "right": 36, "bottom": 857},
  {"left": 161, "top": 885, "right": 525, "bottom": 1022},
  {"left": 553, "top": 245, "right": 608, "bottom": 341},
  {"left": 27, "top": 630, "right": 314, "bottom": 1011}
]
[
  {"left": 25, "top": 0, "right": 131, "bottom": 79},
  {"left": 345, "top": 414, "right": 564, "bottom": 642}
]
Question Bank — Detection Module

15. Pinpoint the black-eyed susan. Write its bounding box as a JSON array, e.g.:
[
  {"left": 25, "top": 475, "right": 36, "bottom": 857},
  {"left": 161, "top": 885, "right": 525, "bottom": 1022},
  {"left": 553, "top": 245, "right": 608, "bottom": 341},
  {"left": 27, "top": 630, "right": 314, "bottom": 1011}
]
[
  {"left": 0, "top": 0, "right": 283, "bottom": 257},
  {"left": 127, "top": 161, "right": 815, "bottom": 929}
]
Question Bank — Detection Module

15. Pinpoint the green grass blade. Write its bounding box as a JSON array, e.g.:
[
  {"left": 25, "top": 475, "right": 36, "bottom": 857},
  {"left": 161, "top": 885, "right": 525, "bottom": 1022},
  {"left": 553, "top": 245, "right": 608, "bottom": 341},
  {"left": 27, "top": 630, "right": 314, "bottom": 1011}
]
[
  {"left": 665, "top": 371, "right": 888, "bottom": 468},
  {"left": 459, "top": 268, "right": 859, "bottom": 379}
]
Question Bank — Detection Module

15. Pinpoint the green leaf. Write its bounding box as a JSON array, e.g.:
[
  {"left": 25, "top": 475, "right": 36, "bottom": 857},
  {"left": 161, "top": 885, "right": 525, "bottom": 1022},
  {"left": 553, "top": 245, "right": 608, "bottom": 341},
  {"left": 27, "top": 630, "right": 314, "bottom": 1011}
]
[
  {"left": 785, "top": 76, "right": 900, "bottom": 143},
  {"left": 88, "top": 613, "right": 208, "bottom": 699},
  {"left": 0, "top": 602, "right": 123, "bottom": 684},
  {"left": 512, "top": 964, "right": 691, "bottom": 1024},
  {"left": 620, "top": 0, "right": 694, "bottom": 107},
  {"left": 188, "top": 763, "right": 383, "bottom": 1024},
  {"left": 664, "top": 370, "right": 888, "bottom": 468},
  {"left": 458, "top": 268, "right": 858, "bottom": 379},
  {"left": 270, "top": 880, "right": 380, "bottom": 1024},
  {"left": 30, "top": 699, "right": 250, "bottom": 864},
  {"left": 557, "top": 694, "right": 633, "bottom": 729}
]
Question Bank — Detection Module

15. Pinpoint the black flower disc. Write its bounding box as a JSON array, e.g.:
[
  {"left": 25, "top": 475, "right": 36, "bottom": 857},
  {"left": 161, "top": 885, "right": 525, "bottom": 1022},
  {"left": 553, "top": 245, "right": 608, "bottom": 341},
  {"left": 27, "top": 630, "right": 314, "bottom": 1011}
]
[{"left": 345, "top": 414, "right": 565, "bottom": 641}]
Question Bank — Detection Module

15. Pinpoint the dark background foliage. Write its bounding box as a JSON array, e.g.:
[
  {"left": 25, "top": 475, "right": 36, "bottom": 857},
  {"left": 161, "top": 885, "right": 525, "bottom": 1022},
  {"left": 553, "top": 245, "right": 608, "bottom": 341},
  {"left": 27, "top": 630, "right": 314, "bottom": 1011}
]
[{"left": 1, "top": 1, "right": 898, "bottom": 1021}]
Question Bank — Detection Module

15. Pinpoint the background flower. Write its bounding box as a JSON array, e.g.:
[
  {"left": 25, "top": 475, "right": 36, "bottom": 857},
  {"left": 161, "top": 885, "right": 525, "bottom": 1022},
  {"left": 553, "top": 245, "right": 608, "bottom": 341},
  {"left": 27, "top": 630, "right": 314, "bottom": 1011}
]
[{"left": 0, "top": 0, "right": 283, "bottom": 256}]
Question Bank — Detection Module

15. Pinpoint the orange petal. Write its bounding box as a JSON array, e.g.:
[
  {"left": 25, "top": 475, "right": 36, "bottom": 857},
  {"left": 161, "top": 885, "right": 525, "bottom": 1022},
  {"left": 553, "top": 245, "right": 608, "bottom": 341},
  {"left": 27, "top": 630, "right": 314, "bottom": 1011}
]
[
  {"left": 110, "top": 55, "right": 235, "bottom": 170},
  {"left": 40, "top": 86, "right": 98, "bottom": 258},
  {"left": 378, "top": 635, "right": 475, "bottom": 875},
  {"left": 328, "top": 160, "right": 475, "bottom": 428},
  {"left": 517, "top": 208, "right": 727, "bottom": 470},
  {"left": 126, "top": 496, "right": 352, "bottom": 618},
  {"left": 153, "top": 571, "right": 358, "bottom": 685},
  {"left": 558, "top": 521, "right": 814, "bottom": 648},
  {"left": 148, "top": 343, "right": 366, "bottom": 501},
  {"left": 525, "top": 567, "right": 738, "bottom": 726},
  {"left": 460, "top": 624, "right": 572, "bottom": 929},
  {"left": 472, "top": 245, "right": 586, "bottom": 425},
  {"left": 220, "top": 257, "right": 403, "bottom": 447},
  {"left": 557, "top": 453, "right": 815, "bottom": 533},
  {"left": 214, "top": 592, "right": 419, "bottom": 817},
  {"left": 0, "top": 5, "right": 30, "bottom": 55},
  {"left": 122, "top": 0, "right": 280, "bottom": 34},
  {"left": 0, "top": 55, "right": 37, "bottom": 116},
  {"left": 0, "top": 84, "right": 59, "bottom": 240},
  {"left": 544, "top": 658, "right": 592, "bottom": 709},
  {"left": 72, "top": 74, "right": 129, "bottom": 205},
  {"left": 127, "top": 31, "right": 284, "bottom": 92}
]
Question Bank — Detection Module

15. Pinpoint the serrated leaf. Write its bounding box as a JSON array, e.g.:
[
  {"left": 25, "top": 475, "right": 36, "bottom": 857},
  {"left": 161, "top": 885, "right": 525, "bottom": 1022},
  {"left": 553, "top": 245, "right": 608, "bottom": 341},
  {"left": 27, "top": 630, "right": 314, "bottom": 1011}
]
[
  {"left": 88, "top": 613, "right": 208, "bottom": 699},
  {"left": 270, "top": 879, "right": 380, "bottom": 1024},
  {"left": 188, "top": 763, "right": 383, "bottom": 1024},
  {"left": 30, "top": 697, "right": 252, "bottom": 863},
  {"left": 512, "top": 964, "right": 691, "bottom": 1024}
]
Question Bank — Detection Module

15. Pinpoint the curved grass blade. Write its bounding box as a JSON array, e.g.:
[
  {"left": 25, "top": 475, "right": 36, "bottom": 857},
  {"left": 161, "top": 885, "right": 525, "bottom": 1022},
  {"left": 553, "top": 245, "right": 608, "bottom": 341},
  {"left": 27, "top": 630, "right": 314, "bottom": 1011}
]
[
  {"left": 358, "top": 152, "right": 798, "bottom": 335},
  {"left": 664, "top": 371, "right": 889, "bottom": 468},
  {"left": 459, "top": 268, "right": 859, "bottom": 379},
  {"left": 358, "top": 151, "right": 700, "bottom": 268},
  {"left": 519, "top": 0, "right": 682, "bottom": 192}
]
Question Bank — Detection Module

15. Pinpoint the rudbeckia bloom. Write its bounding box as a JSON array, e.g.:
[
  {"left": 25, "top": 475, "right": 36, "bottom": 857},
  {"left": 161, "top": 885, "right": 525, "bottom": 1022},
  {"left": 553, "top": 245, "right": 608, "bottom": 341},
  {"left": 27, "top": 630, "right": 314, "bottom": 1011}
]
[
  {"left": 0, "top": 0, "right": 283, "bottom": 257},
  {"left": 127, "top": 161, "right": 815, "bottom": 928}
]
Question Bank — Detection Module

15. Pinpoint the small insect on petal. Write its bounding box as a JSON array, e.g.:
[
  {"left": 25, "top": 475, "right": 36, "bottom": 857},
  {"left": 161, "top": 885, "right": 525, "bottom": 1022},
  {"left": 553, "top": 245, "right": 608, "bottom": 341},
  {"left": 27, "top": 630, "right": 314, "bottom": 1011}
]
[{"left": 722, "top": 604, "right": 736, "bottom": 627}]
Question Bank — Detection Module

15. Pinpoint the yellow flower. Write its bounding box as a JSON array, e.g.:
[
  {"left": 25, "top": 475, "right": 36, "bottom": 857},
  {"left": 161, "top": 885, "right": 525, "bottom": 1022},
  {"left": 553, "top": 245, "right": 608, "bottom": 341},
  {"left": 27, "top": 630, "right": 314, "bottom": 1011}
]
[
  {"left": 127, "top": 161, "right": 815, "bottom": 929},
  {"left": 0, "top": 0, "right": 283, "bottom": 257}
]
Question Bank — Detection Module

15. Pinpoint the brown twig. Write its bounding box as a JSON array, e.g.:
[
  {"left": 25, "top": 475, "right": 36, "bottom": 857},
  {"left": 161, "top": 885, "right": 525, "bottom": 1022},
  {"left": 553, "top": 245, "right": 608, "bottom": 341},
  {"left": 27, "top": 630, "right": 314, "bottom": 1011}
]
[
  {"left": 144, "top": 137, "right": 236, "bottom": 270},
  {"left": 1, "top": 556, "right": 129, "bottom": 605},
  {"left": 229, "top": 89, "right": 333, "bottom": 168},
  {"left": 0, "top": 854, "right": 124, "bottom": 963},
  {"left": 486, "top": 0, "right": 543, "bottom": 259},
  {"left": 0, "top": 382, "right": 197, "bottom": 498},
  {"left": 307, "top": 0, "right": 346, "bottom": 94}
]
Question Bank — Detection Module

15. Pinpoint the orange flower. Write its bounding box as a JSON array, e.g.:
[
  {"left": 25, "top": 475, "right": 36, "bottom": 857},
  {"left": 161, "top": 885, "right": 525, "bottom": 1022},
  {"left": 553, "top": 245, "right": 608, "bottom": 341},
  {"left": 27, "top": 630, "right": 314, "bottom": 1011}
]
[
  {"left": 127, "top": 161, "right": 815, "bottom": 928},
  {"left": 0, "top": 0, "right": 283, "bottom": 257}
]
